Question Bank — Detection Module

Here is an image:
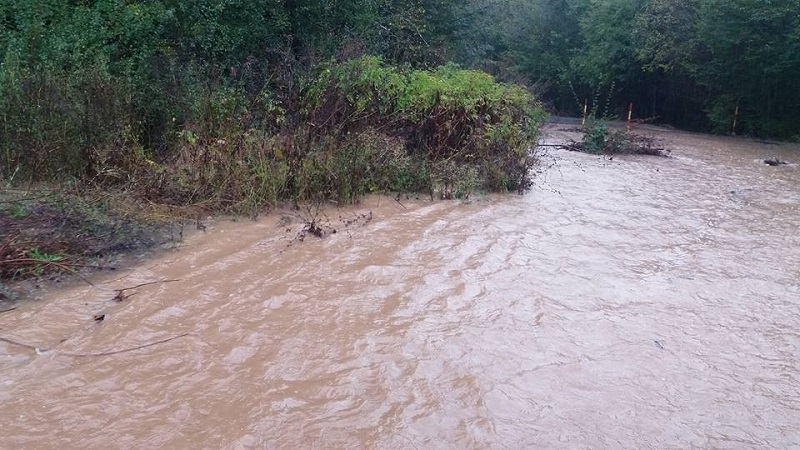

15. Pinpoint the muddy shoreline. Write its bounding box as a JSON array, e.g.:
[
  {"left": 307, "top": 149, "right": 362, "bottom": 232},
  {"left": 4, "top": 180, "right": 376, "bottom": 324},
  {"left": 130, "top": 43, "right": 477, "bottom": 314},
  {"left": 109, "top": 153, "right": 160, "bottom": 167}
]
[{"left": 2, "top": 121, "right": 796, "bottom": 304}]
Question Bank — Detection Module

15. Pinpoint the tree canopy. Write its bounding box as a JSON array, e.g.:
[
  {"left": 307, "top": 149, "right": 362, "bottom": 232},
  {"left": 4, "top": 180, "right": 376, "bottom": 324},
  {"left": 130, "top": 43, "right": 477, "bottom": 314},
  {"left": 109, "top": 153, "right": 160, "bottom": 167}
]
[
  {"left": 1, "top": 0, "right": 797, "bottom": 160},
  {"left": 452, "top": 0, "right": 800, "bottom": 137}
]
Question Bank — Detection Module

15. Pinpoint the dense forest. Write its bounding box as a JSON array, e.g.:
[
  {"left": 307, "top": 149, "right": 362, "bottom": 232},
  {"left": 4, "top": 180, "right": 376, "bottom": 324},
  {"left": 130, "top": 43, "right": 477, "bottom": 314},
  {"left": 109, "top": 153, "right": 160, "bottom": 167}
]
[
  {"left": 470, "top": 0, "right": 800, "bottom": 138},
  {"left": 1, "top": 0, "right": 798, "bottom": 191}
]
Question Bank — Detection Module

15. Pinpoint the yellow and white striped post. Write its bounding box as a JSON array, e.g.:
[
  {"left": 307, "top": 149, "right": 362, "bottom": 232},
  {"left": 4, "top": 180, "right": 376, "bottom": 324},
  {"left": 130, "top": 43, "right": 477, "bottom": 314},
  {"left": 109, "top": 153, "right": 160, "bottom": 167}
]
[{"left": 582, "top": 99, "right": 588, "bottom": 126}]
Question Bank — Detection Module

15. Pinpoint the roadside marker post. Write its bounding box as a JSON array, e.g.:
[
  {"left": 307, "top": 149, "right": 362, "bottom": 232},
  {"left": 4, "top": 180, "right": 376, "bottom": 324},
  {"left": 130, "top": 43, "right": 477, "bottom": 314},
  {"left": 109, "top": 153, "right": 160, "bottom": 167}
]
[
  {"left": 582, "top": 99, "right": 588, "bottom": 126},
  {"left": 627, "top": 103, "right": 633, "bottom": 129}
]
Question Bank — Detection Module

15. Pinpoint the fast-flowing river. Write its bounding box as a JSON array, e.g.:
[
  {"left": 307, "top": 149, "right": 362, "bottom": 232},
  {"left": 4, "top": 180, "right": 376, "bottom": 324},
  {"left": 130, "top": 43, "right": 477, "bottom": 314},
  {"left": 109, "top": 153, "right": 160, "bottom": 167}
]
[{"left": 1, "top": 124, "right": 798, "bottom": 449}]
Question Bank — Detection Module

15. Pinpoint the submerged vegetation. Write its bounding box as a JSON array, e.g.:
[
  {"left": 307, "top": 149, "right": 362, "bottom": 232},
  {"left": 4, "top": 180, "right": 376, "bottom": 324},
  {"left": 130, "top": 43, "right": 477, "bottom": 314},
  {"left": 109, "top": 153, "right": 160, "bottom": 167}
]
[
  {"left": 564, "top": 119, "right": 668, "bottom": 157},
  {"left": 0, "top": 187, "right": 180, "bottom": 285},
  {"left": 561, "top": 86, "right": 667, "bottom": 157}
]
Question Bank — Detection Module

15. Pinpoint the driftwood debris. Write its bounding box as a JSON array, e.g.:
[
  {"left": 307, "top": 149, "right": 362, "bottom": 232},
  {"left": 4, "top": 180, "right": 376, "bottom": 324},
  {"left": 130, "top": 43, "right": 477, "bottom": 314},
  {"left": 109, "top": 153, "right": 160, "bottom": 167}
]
[
  {"left": 0, "top": 333, "right": 190, "bottom": 357},
  {"left": 110, "top": 279, "right": 180, "bottom": 302},
  {"left": 764, "top": 157, "right": 788, "bottom": 166}
]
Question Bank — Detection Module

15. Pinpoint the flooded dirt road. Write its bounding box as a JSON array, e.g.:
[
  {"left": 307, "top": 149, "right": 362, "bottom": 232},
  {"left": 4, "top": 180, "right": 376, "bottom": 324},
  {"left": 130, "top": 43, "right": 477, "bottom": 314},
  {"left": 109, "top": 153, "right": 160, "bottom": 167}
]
[{"left": 1, "top": 125, "right": 799, "bottom": 449}]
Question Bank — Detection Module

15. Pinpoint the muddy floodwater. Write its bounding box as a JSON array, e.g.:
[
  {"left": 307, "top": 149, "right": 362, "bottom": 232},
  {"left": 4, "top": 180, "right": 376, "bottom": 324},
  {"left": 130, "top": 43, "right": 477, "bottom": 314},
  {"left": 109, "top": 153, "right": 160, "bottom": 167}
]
[{"left": 1, "top": 124, "right": 799, "bottom": 449}]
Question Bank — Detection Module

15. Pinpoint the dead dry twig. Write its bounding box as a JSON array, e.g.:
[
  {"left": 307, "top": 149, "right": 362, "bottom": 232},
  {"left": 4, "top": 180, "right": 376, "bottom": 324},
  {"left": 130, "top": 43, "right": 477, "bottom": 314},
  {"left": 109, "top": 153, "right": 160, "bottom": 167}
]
[
  {"left": 110, "top": 279, "right": 180, "bottom": 302},
  {"left": 0, "top": 333, "right": 190, "bottom": 357}
]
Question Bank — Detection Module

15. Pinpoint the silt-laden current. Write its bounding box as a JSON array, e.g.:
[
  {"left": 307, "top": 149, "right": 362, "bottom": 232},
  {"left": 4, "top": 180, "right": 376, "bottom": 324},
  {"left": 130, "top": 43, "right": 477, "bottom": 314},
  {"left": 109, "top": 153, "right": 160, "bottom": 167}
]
[{"left": 1, "top": 124, "right": 798, "bottom": 448}]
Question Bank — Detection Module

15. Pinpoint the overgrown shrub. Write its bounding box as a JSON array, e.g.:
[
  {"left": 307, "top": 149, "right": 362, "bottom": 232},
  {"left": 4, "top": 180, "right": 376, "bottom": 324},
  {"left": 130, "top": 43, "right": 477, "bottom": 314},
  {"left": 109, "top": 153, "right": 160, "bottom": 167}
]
[
  {"left": 2, "top": 51, "right": 545, "bottom": 213},
  {"left": 0, "top": 61, "right": 140, "bottom": 179},
  {"left": 304, "top": 56, "right": 547, "bottom": 195}
]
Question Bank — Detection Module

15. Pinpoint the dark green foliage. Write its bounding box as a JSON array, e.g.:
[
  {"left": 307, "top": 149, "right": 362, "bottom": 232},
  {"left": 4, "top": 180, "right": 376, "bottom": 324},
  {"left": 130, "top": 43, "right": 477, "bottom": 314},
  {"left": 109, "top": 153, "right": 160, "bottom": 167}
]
[
  {"left": 569, "top": 0, "right": 645, "bottom": 87},
  {"left": 3, "top": 0, "right": 793, "bottom": 202},
  {"left": 633, "top": 0, "right": 697, "bottom": 74},
  {"left": 581, "top": 120, "right": 610, "bottom": 155},
  {"left": 448, "top": 0, "right": 799, "bottom": 139},
  {"left": 689, "top": 0, "right": 800, "bottom": 137}
]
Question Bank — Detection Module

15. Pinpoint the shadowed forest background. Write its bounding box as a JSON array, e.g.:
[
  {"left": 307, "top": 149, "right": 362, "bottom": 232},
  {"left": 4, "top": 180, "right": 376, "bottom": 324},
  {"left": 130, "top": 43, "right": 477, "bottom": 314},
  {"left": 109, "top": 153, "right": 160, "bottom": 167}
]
[{"left": 1, "top": 0, "right": 799, "bottom": 189}]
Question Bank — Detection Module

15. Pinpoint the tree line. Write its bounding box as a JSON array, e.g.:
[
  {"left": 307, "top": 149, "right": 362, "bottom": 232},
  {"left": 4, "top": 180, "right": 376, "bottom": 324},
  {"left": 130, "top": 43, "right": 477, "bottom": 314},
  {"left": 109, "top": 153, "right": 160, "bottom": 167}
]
[
  {"left": 0, "top": 0, "right": 546, "bottom": 208},
  {"left": 1, "top": 0, "right": 797, "bottom": 184},
  {"left": 459, "top": 0, "right": 800, "bottom": 139}
]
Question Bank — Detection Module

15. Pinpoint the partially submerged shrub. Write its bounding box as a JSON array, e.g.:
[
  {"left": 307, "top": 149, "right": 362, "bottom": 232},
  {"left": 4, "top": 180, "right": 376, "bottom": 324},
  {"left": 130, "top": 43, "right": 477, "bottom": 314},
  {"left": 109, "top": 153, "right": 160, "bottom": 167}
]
[
  {"left": 603, "top": 128, "right": 667, "bottom": 156},
  {"left": 581, "top": 119, "right": 610, "bottom": 154},
  {"left": 568, "top": 120, "right": 668, "bottom": 157}
]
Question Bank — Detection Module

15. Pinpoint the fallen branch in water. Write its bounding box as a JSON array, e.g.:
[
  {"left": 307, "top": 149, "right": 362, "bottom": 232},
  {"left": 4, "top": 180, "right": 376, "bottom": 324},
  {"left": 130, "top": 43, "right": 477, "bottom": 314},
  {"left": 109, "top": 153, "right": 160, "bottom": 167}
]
[
  {"left": 110, "top": 279, "right": 180, "bottom": 302},
  {"left": 62, "top": 262, "right": 118, "bottom": 271},
  {"left": 0, "top": 333, "right": 190, "bottom": 357},
  {"left": 764, "top": 157, "right": 788, "bottom": 166}
]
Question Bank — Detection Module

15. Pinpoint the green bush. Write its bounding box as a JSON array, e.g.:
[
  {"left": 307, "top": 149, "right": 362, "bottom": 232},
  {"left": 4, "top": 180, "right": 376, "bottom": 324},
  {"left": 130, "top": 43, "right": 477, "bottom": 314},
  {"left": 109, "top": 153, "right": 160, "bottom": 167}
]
[
  {"left": 304, "top": 56, "right": 547, "bottom": 194},
  {"left": 1, "top": 50, "right": 544, "bottom": 212},
  {"left": 581, "top": 119, "right": 610, "bottom": 154}
]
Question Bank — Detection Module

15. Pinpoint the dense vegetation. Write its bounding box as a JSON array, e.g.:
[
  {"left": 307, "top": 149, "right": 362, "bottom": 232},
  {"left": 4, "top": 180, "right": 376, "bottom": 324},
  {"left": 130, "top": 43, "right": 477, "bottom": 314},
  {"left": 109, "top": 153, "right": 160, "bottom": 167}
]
[
  {"left": 0, "top": 0, "right": 796, "bottom": 288},
  {"left": 1, "top": 0, "right": 797, "bottom": 195},
  {"left": 0, "top": 0, "right": 544, "bottom": 211},
  {"left": 460, "top": 0, "right": 800, "bottom": 139}
]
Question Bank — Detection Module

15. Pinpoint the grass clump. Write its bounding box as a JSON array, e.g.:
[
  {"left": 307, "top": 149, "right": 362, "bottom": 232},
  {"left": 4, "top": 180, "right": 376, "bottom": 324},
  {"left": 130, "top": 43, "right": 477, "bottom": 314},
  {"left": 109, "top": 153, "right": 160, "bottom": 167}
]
[{"left": 0, "top": 187, "right": 177, "bottom": 281}]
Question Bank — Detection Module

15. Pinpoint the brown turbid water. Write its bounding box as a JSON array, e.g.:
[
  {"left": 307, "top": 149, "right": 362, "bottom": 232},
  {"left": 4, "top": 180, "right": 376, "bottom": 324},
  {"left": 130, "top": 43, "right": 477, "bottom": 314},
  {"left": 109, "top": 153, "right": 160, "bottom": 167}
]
[{"left": 1, "top": 124, "right": 798, "bottom": 449}]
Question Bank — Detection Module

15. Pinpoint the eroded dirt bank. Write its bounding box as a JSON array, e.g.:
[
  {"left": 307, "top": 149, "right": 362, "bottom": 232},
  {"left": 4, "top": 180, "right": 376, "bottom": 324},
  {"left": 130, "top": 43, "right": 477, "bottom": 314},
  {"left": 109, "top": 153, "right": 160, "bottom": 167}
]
[{"left": 1, "top": 124, "right": 799, "bottom": 448}]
